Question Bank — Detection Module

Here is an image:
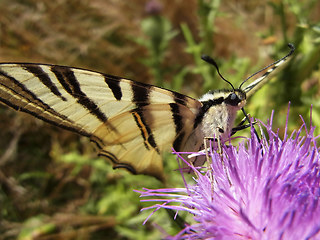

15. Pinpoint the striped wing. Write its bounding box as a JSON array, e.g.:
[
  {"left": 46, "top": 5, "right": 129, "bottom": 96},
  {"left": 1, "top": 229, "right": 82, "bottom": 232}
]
[{"left": 0, "top": 63, "right": 201, "bottom": 180}]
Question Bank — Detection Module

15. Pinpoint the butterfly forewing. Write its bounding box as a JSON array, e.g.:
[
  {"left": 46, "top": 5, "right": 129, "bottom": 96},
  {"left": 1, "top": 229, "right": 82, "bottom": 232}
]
[{"left": 0, "top": 63, "right": 201, "bottom": 180}]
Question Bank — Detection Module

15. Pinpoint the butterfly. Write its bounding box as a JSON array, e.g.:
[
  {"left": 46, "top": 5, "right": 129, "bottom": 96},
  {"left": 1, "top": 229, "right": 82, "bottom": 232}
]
[{"left": 0, "top": 44, "right": 294, "bottom": 180}]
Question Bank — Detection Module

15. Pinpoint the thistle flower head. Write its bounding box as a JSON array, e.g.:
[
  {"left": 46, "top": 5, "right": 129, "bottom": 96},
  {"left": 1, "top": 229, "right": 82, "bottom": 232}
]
[{"left": 138, "top": 110, "right": 320, "bottom": 239}]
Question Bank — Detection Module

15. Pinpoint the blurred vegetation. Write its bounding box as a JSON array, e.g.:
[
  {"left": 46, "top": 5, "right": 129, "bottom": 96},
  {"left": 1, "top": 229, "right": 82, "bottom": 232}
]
[{"left": 0, "top": 0, "right": 319, "bottom": 239}]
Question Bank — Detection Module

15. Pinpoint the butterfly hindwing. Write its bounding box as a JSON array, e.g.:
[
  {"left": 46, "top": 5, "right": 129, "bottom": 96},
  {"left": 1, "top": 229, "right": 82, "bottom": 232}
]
[{"left": 0, "top": 63, "right": 201, "bottom": 180}]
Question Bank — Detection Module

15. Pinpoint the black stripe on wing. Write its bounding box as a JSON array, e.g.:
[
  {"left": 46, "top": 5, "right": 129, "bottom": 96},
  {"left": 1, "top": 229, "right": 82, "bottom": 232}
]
[
  {"left": 0, "top": 95, "right": 92, "bottom": 137},
  {"left": 173, "top": 91, "right": 188, "bottom": 106},
  {"left": 104, "top": 74, "right": 123, "bottom": 101},
  {"left": 51, "top": 65, "right": 108, "bottom": 123},
  {"left": 0, "top": 67, "right": 92, "bottom": 137},
  {"left": 130, "top": 81, "right": 161, "bottom": 153},
  {"left": 22, "top": 64, "right": 67, "bottom": 101},
  {"left": 0, "top": 68, "right": 53, "bottom": 111},
  {"left": 131, "top": 109, "right": 160, "bottom": 154},
  {"left": 98, "top": 150, "right": 137, "bottom": 174},
  {"left": 170, "top": 103, "right": 185, "bottom": 151},
  {"left": 132, "top": 81, "right": 150, "bottom": 107}
]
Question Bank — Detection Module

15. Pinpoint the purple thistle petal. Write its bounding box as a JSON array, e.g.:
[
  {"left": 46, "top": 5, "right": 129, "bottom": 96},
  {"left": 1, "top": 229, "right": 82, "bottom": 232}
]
[{"left": 138, "top": 109, "right": 320, "bottom": 239}]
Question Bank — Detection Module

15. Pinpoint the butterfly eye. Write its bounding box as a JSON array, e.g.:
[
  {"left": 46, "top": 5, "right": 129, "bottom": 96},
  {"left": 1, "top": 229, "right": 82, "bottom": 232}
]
[
  {"left": 224, "top": 92, "right": 241, "bottom": 106},
  {"left": 230, "top": 92, "right": 237, "bottom": 100}
]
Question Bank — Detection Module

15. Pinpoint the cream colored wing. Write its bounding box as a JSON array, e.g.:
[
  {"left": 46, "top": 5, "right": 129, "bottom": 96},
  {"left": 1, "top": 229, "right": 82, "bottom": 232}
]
[
  {"left": 91, "top": 104, "right": 197, "bottom": 180},
  {"left": 0, "top": 63, "right": 201, "bottom": 179}
]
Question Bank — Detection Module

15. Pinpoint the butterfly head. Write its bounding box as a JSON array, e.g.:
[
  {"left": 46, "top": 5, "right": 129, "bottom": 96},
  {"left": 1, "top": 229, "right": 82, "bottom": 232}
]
[
  {"left": 224, "top": 89, "right": 246, "bottom": 108},
  {"left": 199, "top": 44, "right": 294, "bottom": 141},
  {"left": 198, "top": 88, "right": 246, "bottom": 114}
]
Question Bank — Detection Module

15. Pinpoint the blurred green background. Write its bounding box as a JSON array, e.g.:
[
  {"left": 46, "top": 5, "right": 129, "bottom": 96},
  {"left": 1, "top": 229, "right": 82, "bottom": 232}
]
[{"left": 0, "top": 0, "right": 319, "bottom": 239}]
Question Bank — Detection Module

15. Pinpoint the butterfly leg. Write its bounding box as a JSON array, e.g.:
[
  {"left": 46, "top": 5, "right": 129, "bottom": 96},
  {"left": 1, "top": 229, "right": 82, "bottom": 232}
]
[
  {"left": 205, "top": 128, "right": 232, "bottom": 186},
  {"left": 231, "top": 120, "right": 257, "bottom": 136},
  {"left": 203, "top": 136, "right": 213, "bottom": 166},
  {"left": 232, "top": 116, "right": 248, "bottom": 132},
  {"left": 217, "top": 135, "right": 232, "bottom": 187},
  {"left": 203, "top": 136, "right": 216, "bottom": 193},
  {"left": 241, "top": 108, "right": 261, "bottom": 143}
]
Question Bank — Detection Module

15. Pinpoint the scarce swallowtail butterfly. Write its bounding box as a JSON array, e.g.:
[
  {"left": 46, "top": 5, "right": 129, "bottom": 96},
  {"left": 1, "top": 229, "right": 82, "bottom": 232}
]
[{"left": 0, "top": 44, "right": 295, "bottom": 181}]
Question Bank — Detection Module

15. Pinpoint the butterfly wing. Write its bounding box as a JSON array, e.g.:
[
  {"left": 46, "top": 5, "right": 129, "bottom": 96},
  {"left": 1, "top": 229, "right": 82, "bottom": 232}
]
[
  {"left": 0, "top": 63, "right": 201, "bottom": 180},
  {"left": 92, "top": 103, "right": 198, "bottom": 180}
]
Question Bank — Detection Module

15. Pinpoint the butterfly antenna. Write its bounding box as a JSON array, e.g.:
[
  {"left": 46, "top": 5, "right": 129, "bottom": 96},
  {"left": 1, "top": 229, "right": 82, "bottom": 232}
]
[
  {"left": 239, "top": 43, "right": 295, "bottom": 89},
  {"left": 201, "top": 55, "right": 235, "bottom": 91}
]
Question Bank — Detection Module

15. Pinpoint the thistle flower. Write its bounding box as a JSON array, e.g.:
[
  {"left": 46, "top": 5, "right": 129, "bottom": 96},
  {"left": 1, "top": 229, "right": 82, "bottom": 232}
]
[
  {"left": 145, "top": 0, "right": 163, "bottom": 15},
  {"left": 138, "top": 110, "right": 320, "bottom": 239}
]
